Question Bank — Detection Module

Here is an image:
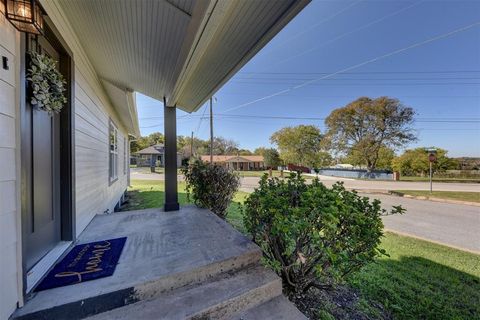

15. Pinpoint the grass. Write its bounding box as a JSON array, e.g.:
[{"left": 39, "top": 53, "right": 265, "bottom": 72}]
[
  {"left": 235, "top": 170, "right": 314, "bottom": 180},
  {"left": 234, "top": 170, "right": 281, "bottom": 178},
  {"left": 400, "top": 176, "right": 480, "bottom": 183},
  {"left": 123, "top": 179, "right": 248, "bottom": 232},
  {"left": 394, "top": 190, "right": 480, "bottom": 203},
  {"left": 124, "top": 179, "right": 480, "bottom": 319},
  {"left": 348, "top": 232, "right": 480, "bottom": 319}
]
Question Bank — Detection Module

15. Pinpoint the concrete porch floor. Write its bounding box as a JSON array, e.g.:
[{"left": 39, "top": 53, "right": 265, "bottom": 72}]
[{"left": 13, "top": 206, "right": 305, "bottom": 320}]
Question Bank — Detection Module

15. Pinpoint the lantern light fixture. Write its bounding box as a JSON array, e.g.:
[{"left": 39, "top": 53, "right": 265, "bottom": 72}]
[{"left": 3, "top": 0, "right": 44, "bottom": 34}]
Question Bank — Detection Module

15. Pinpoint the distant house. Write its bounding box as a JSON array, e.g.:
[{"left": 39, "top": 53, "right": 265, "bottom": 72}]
[
  {"left": 201, "top": 155, "right": 265, "bottom": 171},
  {"left": 135, "top": 144, "right": 181, "bottom": 167}
]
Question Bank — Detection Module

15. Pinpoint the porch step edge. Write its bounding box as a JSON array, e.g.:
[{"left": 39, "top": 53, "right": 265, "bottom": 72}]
[
  {"left": 230, "top": 295, "right": 307, "bottom": 320},
  {"left": 84, "top": 265, "right": 283, "bottom": 320},
  {"left": 11, "top": 247, "right": 262, "bottom": 320}
]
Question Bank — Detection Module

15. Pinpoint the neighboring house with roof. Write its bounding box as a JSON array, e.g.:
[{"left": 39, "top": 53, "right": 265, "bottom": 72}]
[
  {"left": 134, "top": 144, "right": 181, "bottom": 167},
  {"left": 201, "top": 155, "right": 265, "bottom": 171}
]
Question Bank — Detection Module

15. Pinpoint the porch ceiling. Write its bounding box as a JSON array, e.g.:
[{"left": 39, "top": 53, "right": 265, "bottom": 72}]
[{"left": 53, "top": 0, "right": 310, "bottom": 113}]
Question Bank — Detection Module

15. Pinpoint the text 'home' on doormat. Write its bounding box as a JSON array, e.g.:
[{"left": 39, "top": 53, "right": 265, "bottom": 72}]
[{"left": 35, "top": 237, "right": 127, "bottom": 291}]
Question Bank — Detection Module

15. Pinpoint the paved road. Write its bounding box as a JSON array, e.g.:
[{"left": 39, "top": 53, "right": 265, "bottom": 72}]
[
  {"left": 238, "top": 175, "right": 480, "bottom": 193},
  {"left": 130, "top": 170, "right": 480, "bottom": 252},
  {"left": 364, "top": 193, "right": 480, "bottom": 253}
]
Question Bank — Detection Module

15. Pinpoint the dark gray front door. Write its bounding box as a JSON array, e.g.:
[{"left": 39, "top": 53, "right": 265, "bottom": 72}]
[{"left": 24, "top": 35, "right": 62, "bottom": 270}]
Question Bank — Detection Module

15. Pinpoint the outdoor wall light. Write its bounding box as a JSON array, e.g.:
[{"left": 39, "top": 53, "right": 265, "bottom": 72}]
[{"left": 3, "top": 0, "right": 44, "bottom": 34}]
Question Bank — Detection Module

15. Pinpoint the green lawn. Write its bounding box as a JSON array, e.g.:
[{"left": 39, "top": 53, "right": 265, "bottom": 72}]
[
  {"left": 400, "top": 176, "right": 480, "bottom": 183},
  {"left": 123, "top": 179, "right": 248, "bottom": 232},
  {"left": 394, "top": 190, "right": 480, "bottom": 203},
  {"left": 234, "top": 170, "right": 281, "bottom": 178},
  {"left": 348, "top": 232, "right": 480, "bottom": 319},
  {"left": 124, "top": 179, "right": 480, "bottom": 319}
]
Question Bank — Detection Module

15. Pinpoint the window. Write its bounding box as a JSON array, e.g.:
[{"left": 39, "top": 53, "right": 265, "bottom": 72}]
[
  {"left": 109, "top": 120, "right": 118, "bottom": 183},
  {"left": 124, "top": 136, "right": 128, "bottom": 175}
]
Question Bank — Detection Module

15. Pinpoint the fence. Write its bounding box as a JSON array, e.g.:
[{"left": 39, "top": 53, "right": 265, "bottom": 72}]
[{"left": 312, "top": 168, "right": 393, "bottom": 180}]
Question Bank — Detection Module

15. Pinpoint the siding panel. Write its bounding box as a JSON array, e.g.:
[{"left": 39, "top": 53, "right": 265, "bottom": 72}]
[{"left": 0, "top": 79, "right": 15, "bottom": 117}]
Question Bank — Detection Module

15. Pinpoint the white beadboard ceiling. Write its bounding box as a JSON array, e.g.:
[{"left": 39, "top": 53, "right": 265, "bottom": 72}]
[{"left": 56, "top": 0, "right": 309, "bottom": 113}]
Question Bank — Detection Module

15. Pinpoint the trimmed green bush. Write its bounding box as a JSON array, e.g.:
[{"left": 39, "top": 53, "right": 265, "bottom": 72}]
[
  {"left": 182, "top": 159, "right": 240, "bottom": 219},
  {"left": 243, "top": 173, "right": 403, "bottom": 294}
]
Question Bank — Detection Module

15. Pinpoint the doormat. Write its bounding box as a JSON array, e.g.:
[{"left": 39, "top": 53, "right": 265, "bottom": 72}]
[{"left": 35, "top": 237, "right": 127, "bottom": 292}]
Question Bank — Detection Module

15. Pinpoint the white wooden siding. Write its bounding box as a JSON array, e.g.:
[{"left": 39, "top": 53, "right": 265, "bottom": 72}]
[
  {"left": 0, "top": 8, "right": 20, "bottom": 320},
  {"left": 74, "top": 69, "right": 129, "bottom": 235},
  {"left": 37, "top": 2, "right": 130, "bottom": 238}
]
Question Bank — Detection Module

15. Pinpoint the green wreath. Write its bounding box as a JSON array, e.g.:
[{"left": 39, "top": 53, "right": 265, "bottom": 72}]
[{"left": 27, "top": 51, "right": 67, "bottom": 115}]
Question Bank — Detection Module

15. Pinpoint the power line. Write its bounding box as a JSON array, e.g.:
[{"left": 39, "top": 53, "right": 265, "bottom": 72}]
[
  {"left": 267, "top": 0, "right": 426, "bottom": 69},
  {"left": 230, "top": 82, "right": 480, "bottom": 86},
  {"left": 194, "top": 103, "right": 208, "bottom": 136},
  {"left": 264, "top": 0, "right": 363, "bottom": 52},
  {"left": 237, "top": 70, "right": 480, "bottom": 75},
  {"left": 223, "top": 21, "right": 480, "bottom": 113},
  {"left": 162, "top": 113, "right": 480, "bottom": 123},
  {"left": 232, "top": 77, "right": 480, "bottom": 81}
]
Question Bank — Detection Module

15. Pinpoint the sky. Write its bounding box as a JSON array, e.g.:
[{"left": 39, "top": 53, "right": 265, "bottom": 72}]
[{"left": 137, "top": 0, "right": 480, "bottom": 157}]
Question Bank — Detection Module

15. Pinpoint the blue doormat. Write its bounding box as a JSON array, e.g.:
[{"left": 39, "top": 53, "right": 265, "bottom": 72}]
[{"left": 35, "top": 237, "right": 127, "bottom": 292}]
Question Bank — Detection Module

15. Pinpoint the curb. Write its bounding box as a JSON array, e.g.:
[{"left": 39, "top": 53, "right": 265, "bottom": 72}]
[{"left": 387, "top": 191, "right": 480, "bottom": 207}]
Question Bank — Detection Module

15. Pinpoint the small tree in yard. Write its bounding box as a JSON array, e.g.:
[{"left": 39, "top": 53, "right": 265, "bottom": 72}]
[
  {"left": 263, "top": 148, "right": 282, "bottom": 169},
  {"left": 182, "top": 159, "right": 240, "bottom": 219},
  {"left": 243, "top": 173, "right": 404, "bottom": 294}
]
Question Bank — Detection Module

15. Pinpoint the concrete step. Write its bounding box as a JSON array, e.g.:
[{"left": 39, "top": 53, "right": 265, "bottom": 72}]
[
  {"left": 231, "top": 296, "right": 307, "bottom": 320},
  {"left": 12, "top": 207, "right": 262, "bottom": 320},
  {"left": 85, "top": 265, "right": 283, "bottom": 320}
]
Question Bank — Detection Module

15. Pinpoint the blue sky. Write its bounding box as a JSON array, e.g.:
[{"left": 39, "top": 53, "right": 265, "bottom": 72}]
[{"left": 137, "top": 0, "right": 480, "bottom": 157}]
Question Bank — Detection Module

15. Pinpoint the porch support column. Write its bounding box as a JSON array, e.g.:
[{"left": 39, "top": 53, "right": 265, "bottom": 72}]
[{"left": 164, "top": 101, "right": 179, "bottom": 211}]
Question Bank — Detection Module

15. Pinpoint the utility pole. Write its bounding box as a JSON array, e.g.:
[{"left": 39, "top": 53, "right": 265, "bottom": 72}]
[
  {"left": 209, "top": 97, "right": 213, "bottom": 164},
  {"left": 190, "top": 131, "right": 194, "bottom": 158}
]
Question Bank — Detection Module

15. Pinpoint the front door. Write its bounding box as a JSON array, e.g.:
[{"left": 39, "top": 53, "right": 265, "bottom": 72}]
[{"left": 24, "top": 34, "right": 62, "bottom": 270}]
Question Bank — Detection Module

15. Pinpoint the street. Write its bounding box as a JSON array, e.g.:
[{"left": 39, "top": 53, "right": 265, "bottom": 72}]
[
  {"left": 238, "top": 175, "right": 480, "bottom": 193},
  {"left": 366, "top": 194, "right": 480, "bottom": 253},
  {"left": 130, "top": 169, "right": 480, "bottom": 252}
]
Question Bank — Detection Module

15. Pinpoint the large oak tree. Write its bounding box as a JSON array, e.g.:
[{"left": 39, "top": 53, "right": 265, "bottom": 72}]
[{"left": 325, "top": 97, "right": 416, "bottom": 172}]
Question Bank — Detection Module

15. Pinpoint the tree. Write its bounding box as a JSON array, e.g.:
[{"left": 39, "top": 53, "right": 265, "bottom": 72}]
[
  {"left": 325, "top": 96, "right": 416, "bottom": 172},
  {"left": 346, "top": 145, "right": 395, "bottom": 170},
  {"left": 392, "top": 147, "right": 458, "bottom": 176},
  {"left": 263, "top": 148, "right": 282, "bottom": 168},
  {"left": 211, "top": 137, "right": 239, "bottom": 155},
  {"left": 237, "top": 149, "right": 253, "bottom": 156},
  {"left": 130, "top": 132, "right": 164, "bottom": 153},
  {"left": 270, "top": 125, "right": 328, "bottom": 168},
  {"left": 253, "top": 147, "right": 268, "bottom": 156}
]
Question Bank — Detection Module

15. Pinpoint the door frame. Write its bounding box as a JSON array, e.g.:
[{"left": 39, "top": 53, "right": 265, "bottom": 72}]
[{"left": 19, "top": 17, "right": 75, "bottom": 295}]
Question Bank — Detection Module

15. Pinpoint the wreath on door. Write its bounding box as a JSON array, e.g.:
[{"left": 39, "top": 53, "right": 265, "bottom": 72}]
[{"left": 26, "top": 51, "right": 67, "bottom": 115}]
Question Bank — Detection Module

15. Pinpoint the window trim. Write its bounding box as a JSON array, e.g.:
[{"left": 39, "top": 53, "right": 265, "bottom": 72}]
[
  {"left": 109, "top": 119, "right": 118, "bottom": 185},
  {"left": 124, "top": 136, "right": 127, "bottom": 175}
]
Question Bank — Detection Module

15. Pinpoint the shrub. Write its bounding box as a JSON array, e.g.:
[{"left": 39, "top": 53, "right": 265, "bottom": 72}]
[
  {"left": 243, "top": 173, "right": 404, "bottom": 294},
  {"left": 182, "top": 159, "right": 240, "bottom": 219}
]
